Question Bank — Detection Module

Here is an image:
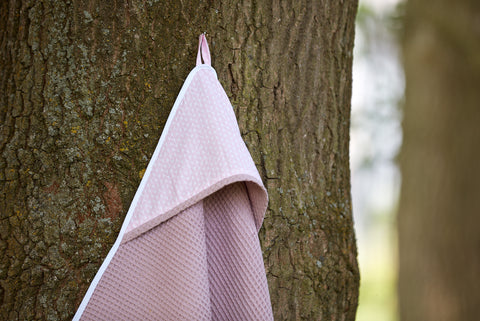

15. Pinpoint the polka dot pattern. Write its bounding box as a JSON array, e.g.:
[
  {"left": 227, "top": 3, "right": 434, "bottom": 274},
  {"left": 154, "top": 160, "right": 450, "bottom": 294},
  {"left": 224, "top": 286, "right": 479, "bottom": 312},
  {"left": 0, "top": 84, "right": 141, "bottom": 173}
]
[{"left": 124, "top": 67, "right": 266, "bottom": 240}]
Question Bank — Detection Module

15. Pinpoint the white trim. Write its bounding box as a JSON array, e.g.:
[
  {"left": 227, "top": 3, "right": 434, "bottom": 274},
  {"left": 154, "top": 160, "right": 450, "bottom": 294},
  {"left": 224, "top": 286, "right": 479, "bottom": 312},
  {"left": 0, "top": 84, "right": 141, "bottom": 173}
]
[{"left": 73, "top": 64, "right": 217, "bottom": 321}]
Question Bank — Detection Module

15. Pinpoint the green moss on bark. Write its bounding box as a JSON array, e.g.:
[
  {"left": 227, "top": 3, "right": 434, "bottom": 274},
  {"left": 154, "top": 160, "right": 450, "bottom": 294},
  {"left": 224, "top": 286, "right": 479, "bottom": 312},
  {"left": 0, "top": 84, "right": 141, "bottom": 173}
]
[{"left": 1, "top": 0, "right": 358, "bottom": 319}]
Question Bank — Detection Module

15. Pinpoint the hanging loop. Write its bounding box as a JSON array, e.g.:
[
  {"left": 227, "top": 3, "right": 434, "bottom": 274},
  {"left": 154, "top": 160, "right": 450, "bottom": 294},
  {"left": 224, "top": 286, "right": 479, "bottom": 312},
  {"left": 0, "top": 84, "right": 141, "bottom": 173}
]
[{"left": 196, "top": 33, "right": 211, "bottom": 66}]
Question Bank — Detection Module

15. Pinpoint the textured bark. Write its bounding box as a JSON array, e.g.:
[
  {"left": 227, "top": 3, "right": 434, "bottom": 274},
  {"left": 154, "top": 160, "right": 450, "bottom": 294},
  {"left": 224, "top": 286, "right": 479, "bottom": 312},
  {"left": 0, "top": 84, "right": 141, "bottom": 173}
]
[
  {"left": 399, "top": 0, "right": 480, "bottom": 320},
  {"left": 0, "top": 0, "right": 359, "bottom": 320}
]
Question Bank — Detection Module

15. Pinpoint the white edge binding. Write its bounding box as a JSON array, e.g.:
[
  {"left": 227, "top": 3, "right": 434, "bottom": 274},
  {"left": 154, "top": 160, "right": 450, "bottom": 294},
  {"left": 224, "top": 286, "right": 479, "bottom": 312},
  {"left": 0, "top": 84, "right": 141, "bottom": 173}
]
[{"left": 73, "top": 64, "right": 217, "bottom": 321}]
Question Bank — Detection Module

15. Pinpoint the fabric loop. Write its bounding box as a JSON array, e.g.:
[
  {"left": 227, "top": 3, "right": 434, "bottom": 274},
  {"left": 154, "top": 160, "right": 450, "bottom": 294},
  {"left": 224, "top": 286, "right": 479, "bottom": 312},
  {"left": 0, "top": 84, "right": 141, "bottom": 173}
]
[{"left": 196, "top": 34, "right": 211, "bottom": 66}]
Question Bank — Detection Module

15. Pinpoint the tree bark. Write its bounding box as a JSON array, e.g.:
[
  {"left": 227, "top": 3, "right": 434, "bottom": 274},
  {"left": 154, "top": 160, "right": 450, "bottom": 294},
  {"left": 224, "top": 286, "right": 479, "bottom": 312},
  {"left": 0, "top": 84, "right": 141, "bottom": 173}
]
[
  {"left": 399, "top": 0, "right": 480, "bottom": 320},
  {"left": 0, "top": 0, "right": 359, "bottom": 320}
]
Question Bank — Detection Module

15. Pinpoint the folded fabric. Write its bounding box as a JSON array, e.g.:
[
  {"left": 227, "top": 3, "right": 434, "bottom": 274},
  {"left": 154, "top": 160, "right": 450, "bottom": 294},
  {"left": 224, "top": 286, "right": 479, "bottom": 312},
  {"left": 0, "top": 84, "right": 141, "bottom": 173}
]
[{"left": 73, "top": 34, "right": 273, "bottom": 321}]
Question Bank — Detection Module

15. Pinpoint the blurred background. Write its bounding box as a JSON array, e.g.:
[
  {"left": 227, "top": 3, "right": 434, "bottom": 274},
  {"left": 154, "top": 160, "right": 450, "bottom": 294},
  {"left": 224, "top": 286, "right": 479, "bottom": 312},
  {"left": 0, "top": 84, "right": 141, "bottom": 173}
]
[
  {"left": 351, "top": 0, "right": 403, "bottom": 320},
  {"left": 351, "top": 0, "right": 480, "bottom": 320}
]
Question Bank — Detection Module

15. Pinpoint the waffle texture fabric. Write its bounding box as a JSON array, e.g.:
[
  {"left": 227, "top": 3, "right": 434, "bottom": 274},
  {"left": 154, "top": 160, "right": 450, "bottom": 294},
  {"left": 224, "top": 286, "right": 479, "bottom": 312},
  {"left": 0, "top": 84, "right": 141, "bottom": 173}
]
[{"left": 73, "top": 34, "right": 273, "bottom": 321}]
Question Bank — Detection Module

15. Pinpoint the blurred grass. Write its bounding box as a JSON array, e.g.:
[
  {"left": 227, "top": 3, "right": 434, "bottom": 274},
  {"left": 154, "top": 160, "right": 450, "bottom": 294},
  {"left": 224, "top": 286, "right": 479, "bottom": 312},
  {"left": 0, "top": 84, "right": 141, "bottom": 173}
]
[{"left": 356, "top": 223, "right": 398, "bottom": 321}]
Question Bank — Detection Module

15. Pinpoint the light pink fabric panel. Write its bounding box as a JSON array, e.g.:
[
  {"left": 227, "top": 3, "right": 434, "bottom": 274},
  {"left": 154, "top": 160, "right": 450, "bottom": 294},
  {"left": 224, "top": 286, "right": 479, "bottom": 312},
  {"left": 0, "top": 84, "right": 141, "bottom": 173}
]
[
  {"left": 80, "top": 183, "right": 272, "bottom": 321},
  {"left": 204, "top": 183, "right": 272, "bottom": 320}
]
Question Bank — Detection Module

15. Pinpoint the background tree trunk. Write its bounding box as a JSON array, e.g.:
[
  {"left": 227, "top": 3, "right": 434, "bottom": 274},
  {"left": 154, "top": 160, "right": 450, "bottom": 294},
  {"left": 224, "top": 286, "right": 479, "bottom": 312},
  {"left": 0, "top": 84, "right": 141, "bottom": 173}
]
[
  {"left": 399, "top": 0, "right": 480, "bottom": 320},
  {"left": 0, "top": 0, "right": 359, "bottom": 320}
]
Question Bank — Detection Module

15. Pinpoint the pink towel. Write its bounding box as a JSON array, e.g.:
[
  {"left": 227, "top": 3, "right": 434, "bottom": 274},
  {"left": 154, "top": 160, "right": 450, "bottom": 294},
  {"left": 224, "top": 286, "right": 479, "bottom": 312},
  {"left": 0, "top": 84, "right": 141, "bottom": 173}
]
[{"left": 73, "top": 34, "right": 273, "bottom": 321}]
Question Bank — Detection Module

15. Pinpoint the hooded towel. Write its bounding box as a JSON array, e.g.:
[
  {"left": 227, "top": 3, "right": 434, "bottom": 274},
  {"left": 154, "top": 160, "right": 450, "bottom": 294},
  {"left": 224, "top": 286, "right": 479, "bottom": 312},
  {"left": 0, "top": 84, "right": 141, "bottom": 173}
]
[{"left": 73, "top": 34, "right": 273, "bottom": 321}]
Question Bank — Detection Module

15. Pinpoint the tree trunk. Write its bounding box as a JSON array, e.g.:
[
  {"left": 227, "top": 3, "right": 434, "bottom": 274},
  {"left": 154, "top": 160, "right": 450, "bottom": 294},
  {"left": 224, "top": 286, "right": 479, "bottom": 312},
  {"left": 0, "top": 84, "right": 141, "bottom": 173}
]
[
  {"left": 399, "top": 0, "right": 480, "bottom": 320},
  {"left": 0, "top": 0, "right": 359, "bottom": 320}
]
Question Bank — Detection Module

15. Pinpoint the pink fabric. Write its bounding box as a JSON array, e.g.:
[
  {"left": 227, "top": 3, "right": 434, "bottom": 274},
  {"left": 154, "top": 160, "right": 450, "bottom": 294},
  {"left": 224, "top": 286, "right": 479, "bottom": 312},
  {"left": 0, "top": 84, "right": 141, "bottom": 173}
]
[
  {"left": 74, "top": 35, "right": 273, "bottom": 320},
  {"left": 196, "top": 34, "right": 211, "bottom": 66},
  {"left": 123, "top": 66, "right": 265, "bottom": 242}
]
